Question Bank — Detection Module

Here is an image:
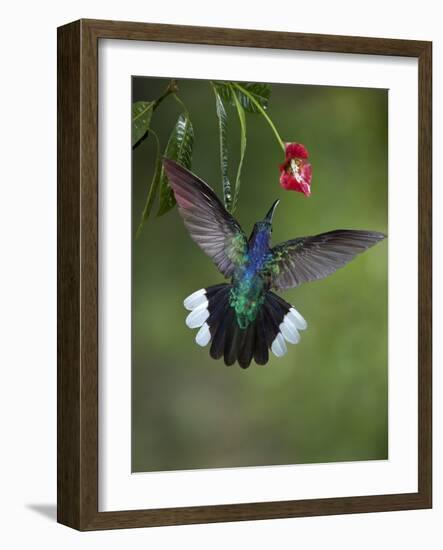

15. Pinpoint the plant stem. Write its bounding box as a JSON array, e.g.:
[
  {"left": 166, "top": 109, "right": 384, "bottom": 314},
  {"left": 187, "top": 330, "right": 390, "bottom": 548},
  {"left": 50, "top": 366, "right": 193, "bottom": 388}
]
[
  {"left": 230, "top": 86, "right": 247, "bottom": 213},
  {"left": 153, "top": 79, "right": 179, "bottom": 110},
  {"left": 232, "top": 82, "right": 285, "bottom": 152},
  {"left": 136, "top": 129, "right": 162, "bottom": 238},
  {"left": 172, "top": 93, "right": 190, "bottom": 116}
]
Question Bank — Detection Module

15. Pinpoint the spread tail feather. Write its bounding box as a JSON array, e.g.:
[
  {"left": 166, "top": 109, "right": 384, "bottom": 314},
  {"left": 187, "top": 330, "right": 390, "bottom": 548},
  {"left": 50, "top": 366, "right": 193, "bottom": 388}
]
[{"left": 184, "top": 285, "right": 307, "bottom": 368}]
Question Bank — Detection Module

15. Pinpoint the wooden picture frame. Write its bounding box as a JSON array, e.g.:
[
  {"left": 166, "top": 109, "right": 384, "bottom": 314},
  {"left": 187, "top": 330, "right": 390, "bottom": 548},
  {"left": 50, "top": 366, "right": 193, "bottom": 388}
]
[{"left": 57, "top": 18, "right": 432, "bottom": 530}]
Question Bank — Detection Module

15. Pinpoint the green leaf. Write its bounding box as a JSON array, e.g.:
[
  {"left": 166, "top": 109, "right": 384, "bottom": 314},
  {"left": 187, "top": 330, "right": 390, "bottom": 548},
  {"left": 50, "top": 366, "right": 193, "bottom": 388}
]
[
  {"left": 212, "top": 85, "right": 232, "bottom": 211},
  {"left": 232, "top": 82, "right": 271, "bottom": 113},
  {"left": 213, "top": 81, "right": 271, "bottom": 114},
  {"left": 157, "top": 113, "right": 194, "bottom": 216},
  {"left": 132, "top": 101, "right": 154, "bottom": 146},
  {"left": 231, "top": 90, "right": 247, "bottom": 213},
  {"left": 135, "top": 132, "right": 162, "bottom": 238},
  {"left": 212, "top": 81, "right": 233, "bottom": 104}
]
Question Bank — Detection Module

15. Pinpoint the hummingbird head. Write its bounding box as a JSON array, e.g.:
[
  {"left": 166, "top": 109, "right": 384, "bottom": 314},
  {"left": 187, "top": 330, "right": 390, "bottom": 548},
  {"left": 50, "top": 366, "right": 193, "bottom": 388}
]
[{"left": 249, "top": 200, "right": 280, "bottom": 246}]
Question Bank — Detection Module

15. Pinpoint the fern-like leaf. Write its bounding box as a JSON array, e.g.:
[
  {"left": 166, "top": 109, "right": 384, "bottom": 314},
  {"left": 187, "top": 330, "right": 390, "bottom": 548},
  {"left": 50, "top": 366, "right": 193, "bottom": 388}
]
[{"left": 157, "top": 113, "right": 194, "bottom": 216}]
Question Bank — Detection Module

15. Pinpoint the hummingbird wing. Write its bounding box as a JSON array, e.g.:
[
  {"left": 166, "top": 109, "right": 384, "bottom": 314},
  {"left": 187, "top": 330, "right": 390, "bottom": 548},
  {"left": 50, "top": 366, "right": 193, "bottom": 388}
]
[
  {"left": 268, "top": 230, "right": 386, "bottom": 290},
  {"left": 163, "top": 159, "right": 248, "bottom": 278}
]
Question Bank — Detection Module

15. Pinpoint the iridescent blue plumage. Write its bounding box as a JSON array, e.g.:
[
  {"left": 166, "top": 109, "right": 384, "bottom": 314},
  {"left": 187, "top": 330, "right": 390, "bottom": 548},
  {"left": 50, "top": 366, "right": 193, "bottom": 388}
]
[{"left": 229, "top": 201, "right": 279, "bottom": 329}]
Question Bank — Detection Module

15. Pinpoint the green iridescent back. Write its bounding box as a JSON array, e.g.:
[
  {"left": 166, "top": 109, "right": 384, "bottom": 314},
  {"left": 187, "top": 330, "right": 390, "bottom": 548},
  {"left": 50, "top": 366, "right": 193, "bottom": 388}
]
[{"left": 229, "top": 275, "right": 266, "bottom": 329}]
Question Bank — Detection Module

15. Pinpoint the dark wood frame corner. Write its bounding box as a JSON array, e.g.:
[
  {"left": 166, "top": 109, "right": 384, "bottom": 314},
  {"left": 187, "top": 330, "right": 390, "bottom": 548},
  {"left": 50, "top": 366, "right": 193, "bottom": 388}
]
[{"left": 57, "top": 18, "right": 432, "bottom": 531}]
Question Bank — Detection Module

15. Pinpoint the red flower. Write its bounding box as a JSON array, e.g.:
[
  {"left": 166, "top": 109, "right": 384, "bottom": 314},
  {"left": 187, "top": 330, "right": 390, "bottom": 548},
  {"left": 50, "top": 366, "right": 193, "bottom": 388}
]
[{"left": 279, "top": 142, "right": 312, "bottom": 196}]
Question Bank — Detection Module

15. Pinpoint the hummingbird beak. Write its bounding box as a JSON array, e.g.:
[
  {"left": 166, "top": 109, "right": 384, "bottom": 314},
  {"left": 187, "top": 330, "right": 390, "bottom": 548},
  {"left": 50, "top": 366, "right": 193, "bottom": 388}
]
[{"left": 264, "top": 199, "right": 280, "bottom": 223}]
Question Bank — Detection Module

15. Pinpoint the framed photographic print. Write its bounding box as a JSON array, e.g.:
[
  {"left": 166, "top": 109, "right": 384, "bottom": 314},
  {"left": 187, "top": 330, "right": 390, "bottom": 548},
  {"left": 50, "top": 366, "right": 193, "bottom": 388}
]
[{"left": 57, "top": 19, "right": 432, "bottom": 530}]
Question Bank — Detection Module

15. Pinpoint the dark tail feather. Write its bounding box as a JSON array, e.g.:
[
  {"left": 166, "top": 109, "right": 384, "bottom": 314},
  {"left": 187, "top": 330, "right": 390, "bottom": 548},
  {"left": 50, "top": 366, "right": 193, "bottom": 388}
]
[
  {"left": 263, "top": 301, "right": 281, "bottom": 348},
  {"left": 238, "top": 323, "right": 255, "bottom": 369},
  {"left": 254, "top": 309, "right": 269, "bottom": 365},
  {"left": 207, "top": 288, "right": 230, "bottom": 334},
  {"left": 224, "top": 316, "right": 242, "bottom": 366},
  {"left": 184, "top": 285, "right": 307, "bottom": 367},
  {"left": 210, "top": 307, "right": 232, "bottom": 360}
]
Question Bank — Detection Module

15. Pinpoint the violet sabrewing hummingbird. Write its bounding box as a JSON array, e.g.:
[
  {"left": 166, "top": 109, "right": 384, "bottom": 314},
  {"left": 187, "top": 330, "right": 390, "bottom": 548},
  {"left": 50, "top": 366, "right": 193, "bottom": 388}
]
[{"left": 163, "top": 158, "right": 386, "bottom": 369}]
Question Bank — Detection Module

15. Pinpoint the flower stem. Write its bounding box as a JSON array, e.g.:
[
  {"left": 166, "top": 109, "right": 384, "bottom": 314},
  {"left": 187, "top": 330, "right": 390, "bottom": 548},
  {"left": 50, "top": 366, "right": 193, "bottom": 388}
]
[{"left": 232, "top": 82, "right": 285, "bottom": 152}]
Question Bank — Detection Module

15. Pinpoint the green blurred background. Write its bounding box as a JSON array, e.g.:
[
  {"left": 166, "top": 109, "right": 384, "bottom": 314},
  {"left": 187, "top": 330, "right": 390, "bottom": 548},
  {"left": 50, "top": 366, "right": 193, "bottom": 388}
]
[{"left": 132, "top": 77, "right": 388, "bottom": 472}]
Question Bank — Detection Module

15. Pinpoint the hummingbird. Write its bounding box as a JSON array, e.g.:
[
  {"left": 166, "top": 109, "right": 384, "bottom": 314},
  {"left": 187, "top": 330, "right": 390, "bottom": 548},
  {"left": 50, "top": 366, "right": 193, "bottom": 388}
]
[{"left": 163, "top": 158, "right": 386, "bottom": 369}]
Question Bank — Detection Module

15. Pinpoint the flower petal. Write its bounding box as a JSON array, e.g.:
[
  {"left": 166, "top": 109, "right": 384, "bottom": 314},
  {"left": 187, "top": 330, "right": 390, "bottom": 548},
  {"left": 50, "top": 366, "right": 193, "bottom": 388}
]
[
  {"left": 279, "top": 171, "right": 296, "bottom": 190},
  {"left": 285, "top": 142, "right": 309, "bottom": 160}
]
